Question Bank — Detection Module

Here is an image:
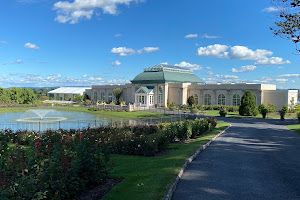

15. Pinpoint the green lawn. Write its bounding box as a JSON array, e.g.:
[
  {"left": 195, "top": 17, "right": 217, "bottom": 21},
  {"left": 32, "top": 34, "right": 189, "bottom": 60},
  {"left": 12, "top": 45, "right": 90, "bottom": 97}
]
[
  {"left": 202, "top": 110, "right": 297, "bottom": 119},
  {"left": 287, "top": 124, "right": 300, "bottom": 136},
  {"left": 102, "top": 121, "right": 229, "bottom": 200}
]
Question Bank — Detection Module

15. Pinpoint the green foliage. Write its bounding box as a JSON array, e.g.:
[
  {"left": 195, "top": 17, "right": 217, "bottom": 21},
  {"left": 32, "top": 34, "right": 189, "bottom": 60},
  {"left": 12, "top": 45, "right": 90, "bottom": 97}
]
[
  {"left": 74, "top": 94, "right": 83, "bottom": 103},
  {"left": 0, "top": 87, "right": 37, "bottom": 104},
  {"left": 113, "top": 88, "right": 123, "bottom": 105},
  {"left": 270, "top": 0, "right": 300, "bottom": 52},
  {"left": 259, "top": 104, "right": 269, "bottom": 118},
  {"left": 239, "top": 90, "right": 259, "bottom": 116},
  {"left": 219, "top": 107, "right": 227, "bottom": 117},
  {"left": 190, "top": 108, "right": 198, "bottom": 114},
  {"left": 187, "top": 96, "right": 196, "bottom": 106},
  {"left": 267, "top": 104, "right": 276, "bottom": 113},
  {"left": 282, "top": 104, "right": 289, "bottom": 113}
]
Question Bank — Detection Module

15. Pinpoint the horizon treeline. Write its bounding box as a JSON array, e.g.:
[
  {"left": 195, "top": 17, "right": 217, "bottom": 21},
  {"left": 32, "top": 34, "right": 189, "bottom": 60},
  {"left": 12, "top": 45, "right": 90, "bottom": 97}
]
[{"left": 0, "top": 87, "right": 37, "bottom": 104}]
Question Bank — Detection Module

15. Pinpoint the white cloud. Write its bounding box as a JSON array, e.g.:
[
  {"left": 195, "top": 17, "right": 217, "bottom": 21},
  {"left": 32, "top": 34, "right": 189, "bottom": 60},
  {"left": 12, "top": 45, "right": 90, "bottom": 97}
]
[
  {"left": 255, "top": 57, "right": 291, "bottom": 65},
  {"left": 24, "top": 42, "right": 40, "bottom": 50},
  {"left": 0, "top": 41, "right": 8, "bottom": 44},
  {"left": 83, "top": 74, "right": 88, "bottom": 77},
  {"left": 89, "top": 77, "right": 103, "bottom": 81},
  {"left": 175, "top": 61, "right": 203, "bottom": 71},
  {"left": 53, "top": 0, "right": 142, "bottom": 24},
  {"left": 114, "top": 33, "right": 122, "bottom": 37},
  {"left": 160, "top": 62, "right": 168, "bottom": 65},
  {"left": 277, "top": 74, "right": 300, "bottom": 78},
  {"left": 185, "top": 34, "right": 198, "bottom": 38},
  {"left": 143, "top": 47, "right": 160, "bottom": 53},
  {"left": 275, "top": 78, "right": 289, "bottom": 83},
  {"left": 206, "top": 71, "right": 214, "bottom": 75},
  {"left": 206, "top": 67, "right": 212, "bottom": 70},
  {"left": 197, "top": 44, "right": 290, "bottom": 65},
  {"left": 46, "top": 74, "right": 62, "bottom": 80},
  {"left": 111, "top": 46, "right": 160, "bottom": 56},
  {"left": 112, "top": 60, "right": 121, "bottom": 66},
  {"left": 3, "top": 59, "right": 23, "bottom": 65},
  {"left": 223, "top": 75, "right": 239, "bottom": 79},
  {"left": 263, "top": 6, "right": 283, "bottom": 12},
  {"left": 231, "top": 65, "right": 256, "bottom": 73},
  {"left": 197, "top": 44, "right": 229, "bottom": 58},
  {"left": 110, "top": 47, "right": 136, "bottom": 56},
  {"left": 202, "top": 34, "right": 220, "bottom": 39}
]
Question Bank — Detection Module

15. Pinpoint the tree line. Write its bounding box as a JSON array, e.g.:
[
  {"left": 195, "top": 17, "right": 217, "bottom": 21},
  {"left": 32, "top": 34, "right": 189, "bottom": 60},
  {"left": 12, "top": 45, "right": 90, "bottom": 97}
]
[{"left": 0, "top": 87, "right": 37, "bottom": 104}]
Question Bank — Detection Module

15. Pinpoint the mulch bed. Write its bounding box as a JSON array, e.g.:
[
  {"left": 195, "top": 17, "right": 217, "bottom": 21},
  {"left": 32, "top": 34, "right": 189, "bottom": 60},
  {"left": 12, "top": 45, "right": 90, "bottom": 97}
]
[{"left": 77, "top": 178, "right": 122, "bottom": 200}]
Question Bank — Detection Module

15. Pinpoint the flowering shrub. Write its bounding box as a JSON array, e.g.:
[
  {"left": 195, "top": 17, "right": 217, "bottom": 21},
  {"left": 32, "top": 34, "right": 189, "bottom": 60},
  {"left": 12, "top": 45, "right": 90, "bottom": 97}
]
[
  {"left": 0, "top": 130, "right": 109, "bottom": 199},
  {"left": 0, "top": 118, "right": 218, "bottom": 198}
]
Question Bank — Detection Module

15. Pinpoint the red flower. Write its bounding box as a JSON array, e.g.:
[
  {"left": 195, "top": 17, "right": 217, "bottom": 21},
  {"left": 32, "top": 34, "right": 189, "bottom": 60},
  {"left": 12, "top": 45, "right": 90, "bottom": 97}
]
[
  {"left": 79, "top": 134, "right": 84, "bottom": 139},
  {"left": 35, "top": 141, "right": 41, "bottom": 147},
  {"left": 68, "top": 137, "right": 72, "bottom": 141}
]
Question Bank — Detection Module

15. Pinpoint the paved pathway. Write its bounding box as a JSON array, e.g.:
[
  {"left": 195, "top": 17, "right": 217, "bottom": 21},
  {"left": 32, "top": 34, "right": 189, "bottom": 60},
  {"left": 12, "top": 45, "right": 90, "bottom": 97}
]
[{"left": 172, "top": 118, "right": 300, "bottom": 200}]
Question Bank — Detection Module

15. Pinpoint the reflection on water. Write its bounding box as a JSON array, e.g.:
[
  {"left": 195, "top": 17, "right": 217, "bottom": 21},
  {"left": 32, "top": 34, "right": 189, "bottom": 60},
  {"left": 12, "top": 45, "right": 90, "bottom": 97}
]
[{"left": 0, "top": 109, "right": 141, "bottom": 132}]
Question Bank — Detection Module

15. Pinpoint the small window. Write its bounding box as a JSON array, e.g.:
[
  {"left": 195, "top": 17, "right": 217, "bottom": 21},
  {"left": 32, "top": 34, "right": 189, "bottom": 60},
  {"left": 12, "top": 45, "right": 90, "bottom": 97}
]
[
  {"left": 218, "top": 94, "right": 226, "bottom": 105},
  {"left": 232, "top": 94, "right": 241, "bottom": 106},
  {"left": 204, "top": 94, "right": 211, "bottom": 105},
  {"left": 158, "top": 94, "right": 163, "bottom": 104}
]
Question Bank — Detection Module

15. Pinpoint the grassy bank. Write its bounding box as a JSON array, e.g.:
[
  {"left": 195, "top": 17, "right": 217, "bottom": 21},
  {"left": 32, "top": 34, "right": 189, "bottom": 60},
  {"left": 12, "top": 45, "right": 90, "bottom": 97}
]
[
  {"left": 287, "top": 124, "right": 300, "bottom": 136},
  {"left": 103, "top": 121, "right": 229, "bottom": 200},
  {"left": 203, "top": 110, "right": 297, "bottom": 119}
]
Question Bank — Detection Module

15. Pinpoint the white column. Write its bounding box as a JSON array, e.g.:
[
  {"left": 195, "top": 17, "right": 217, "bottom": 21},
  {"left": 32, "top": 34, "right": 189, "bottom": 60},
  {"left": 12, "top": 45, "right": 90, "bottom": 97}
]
[{"left": 62, "top": 94, "right": 65, "bottom": 101}]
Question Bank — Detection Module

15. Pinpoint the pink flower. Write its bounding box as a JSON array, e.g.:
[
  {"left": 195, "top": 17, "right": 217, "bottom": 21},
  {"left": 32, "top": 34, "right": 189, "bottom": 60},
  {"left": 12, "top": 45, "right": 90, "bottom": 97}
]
[
  {"left": 68, "top": 137, "right": 73, "bottom": 141},
  {"left": 79, "top": 134, "right": 84, "bottom": 139},
  {"left": 35, "top": 141, "right": 41, "bottom": 147}
]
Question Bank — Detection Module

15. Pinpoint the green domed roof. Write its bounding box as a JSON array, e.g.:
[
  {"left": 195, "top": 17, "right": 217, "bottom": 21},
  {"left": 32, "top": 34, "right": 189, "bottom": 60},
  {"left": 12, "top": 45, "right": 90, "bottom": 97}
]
[{"left": 131, "top": 64, "right": 202, "bottom": 84}]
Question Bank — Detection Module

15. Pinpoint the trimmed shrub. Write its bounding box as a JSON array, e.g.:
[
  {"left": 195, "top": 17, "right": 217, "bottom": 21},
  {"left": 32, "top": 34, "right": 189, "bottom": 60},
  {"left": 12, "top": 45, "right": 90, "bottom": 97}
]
[
  {"left": 239, "top": 90, "right": 259, "bottom": 116},
  {"left": 259, "top": 104, "right": 268, "bottom": 118},
  {"left": 219, "top": 107, "right": 227, "bottom": 117},
  {"left": 187, "top": 96, "right": 196, "bottom": 106}
]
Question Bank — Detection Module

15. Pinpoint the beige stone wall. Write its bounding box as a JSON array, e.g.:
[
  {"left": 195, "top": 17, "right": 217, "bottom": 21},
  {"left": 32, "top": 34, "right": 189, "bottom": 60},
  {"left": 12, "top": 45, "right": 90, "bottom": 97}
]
[{"left": 262, "top": 90, "right": 298, "bottom": 111}]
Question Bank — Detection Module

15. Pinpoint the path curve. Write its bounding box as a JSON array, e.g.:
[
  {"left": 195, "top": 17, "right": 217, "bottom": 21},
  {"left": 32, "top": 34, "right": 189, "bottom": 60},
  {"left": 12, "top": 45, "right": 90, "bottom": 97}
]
[{"left": 172, "top": 118, "right": 300, "bottom": 200}]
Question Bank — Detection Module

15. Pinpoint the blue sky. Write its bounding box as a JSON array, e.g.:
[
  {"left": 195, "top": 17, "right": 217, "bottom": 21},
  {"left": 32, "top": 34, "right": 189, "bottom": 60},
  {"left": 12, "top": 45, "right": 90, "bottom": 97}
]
[{"left": 0, "top": 0, "right": 299, "bottom": 88}]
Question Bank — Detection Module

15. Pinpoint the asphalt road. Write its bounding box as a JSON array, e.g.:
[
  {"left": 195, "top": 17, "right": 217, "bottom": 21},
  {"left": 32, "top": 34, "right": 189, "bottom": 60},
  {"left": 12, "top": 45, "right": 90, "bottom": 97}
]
[{"left": 172, "top": 118, "right": 300, "bottom": 200}]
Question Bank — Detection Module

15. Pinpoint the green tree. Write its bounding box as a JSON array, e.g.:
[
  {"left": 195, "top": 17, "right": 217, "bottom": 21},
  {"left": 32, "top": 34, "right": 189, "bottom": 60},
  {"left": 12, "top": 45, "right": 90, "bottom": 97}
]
[
  {"left": 113, "top": 88, "right": 123, "bottom": 105},
  {"left": 282, "top": 104, "right": 289, "bottom": 113},
  {"left": 267, "top": 104, "right": 276, "bottom": 112},
  {"left": 239, "top": 90, "right": 259, "bottom": 116},
  {"left": 0, "top": 88, "right": 11, "bottom": 103},
  {"left": 270, "top": 0, "right": 300, "bottom": 52},
  {"left": 187, "top": 96, "right": 196, "bottom": 106},
  {"left": 259, "top": 104, "right": 269, "bottom": 118},
  {"left": 74, "top": 95, "right": 83, "bottom": 103}
]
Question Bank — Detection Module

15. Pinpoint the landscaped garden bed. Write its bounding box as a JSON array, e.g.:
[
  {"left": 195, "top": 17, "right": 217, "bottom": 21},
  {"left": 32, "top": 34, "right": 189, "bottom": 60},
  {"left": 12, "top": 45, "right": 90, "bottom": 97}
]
[{"left": 0, "top": 118, "right": 225, "bottom": 199}]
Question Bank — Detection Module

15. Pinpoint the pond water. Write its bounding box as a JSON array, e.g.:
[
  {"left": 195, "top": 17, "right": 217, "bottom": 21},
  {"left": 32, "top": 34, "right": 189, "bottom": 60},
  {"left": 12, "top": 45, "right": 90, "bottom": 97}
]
[{"left": 0, "top": 109, "right": 140, "bottom": 132}]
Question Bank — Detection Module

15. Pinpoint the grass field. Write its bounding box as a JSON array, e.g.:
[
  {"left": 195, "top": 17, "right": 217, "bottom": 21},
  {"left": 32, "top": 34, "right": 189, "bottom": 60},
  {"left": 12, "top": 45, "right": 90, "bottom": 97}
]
[
  {"left": 102, "top": 121, "right": 229, "bottom": 200},
  {"left": 203, "top": 110, "right": 297, "bottom": 119},
  {"left": 287, "top": 124, "right": 300, "bottom": 136}
]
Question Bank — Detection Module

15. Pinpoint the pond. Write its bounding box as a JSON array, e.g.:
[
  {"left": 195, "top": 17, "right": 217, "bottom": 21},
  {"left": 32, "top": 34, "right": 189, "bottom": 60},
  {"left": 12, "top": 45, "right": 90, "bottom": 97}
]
[{"left": 0, "top": 109, "right": 140, "bottom": 132}]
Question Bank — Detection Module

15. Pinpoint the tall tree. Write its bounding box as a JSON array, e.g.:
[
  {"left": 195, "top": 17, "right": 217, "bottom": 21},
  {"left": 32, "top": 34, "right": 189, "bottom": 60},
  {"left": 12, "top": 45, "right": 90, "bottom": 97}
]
[
  {"left": 239, "top": 90, "right": 259, "bottom": 116},
  {"left": 270, "top": 0, "right": 300, "bottom": 52}
]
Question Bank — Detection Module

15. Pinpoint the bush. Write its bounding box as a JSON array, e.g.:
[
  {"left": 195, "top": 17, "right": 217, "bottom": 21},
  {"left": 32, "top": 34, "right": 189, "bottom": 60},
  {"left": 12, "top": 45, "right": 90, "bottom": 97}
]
[
  {"left": 239, "top": 90, "right": 259, "bottom": 116},
  {"left": 297, "top": 112, "right": 300, "bottom": 124},
  {"left": 190, "top": 108, "right": 198, "bottom": 114},
  {"left": 259, "top": 104, "right": 268, "bottom": 118},
  {"left": 267, "top": 104, "right": 276, "bottom": 113},
  {"left": 282, "top": 104, "right": 288, "bottom": 113},
  {"left": 219, "top": 107, "right": 227, "bottom": 117},
  {"left": 187, "top": 96, "right": 196, "bottom": 106}
]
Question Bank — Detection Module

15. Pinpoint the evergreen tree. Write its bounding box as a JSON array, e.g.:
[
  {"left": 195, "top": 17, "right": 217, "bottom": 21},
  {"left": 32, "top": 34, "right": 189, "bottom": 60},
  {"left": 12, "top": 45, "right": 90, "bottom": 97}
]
[
  {"left": 239, "top": 90, "right": 259, "bottom": 116},
  {"left": 113, "top": 88, "right": 123, "bottom": 105},
  {"left": 187, "top": 96, "right": 196, "bottom": 106}
]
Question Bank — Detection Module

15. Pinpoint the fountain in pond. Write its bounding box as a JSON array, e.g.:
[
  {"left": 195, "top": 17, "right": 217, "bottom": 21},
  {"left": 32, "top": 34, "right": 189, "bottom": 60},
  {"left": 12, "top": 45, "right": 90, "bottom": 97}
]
[{"left": 16, "top": 109, "right": 68, "bottom": 123}]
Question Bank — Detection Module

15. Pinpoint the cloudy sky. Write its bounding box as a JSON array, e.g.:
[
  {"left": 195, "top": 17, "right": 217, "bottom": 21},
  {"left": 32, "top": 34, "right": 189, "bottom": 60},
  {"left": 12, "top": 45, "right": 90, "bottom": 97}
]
[{"left": 0, "top": 0, "right": 299, "bottom": 88}]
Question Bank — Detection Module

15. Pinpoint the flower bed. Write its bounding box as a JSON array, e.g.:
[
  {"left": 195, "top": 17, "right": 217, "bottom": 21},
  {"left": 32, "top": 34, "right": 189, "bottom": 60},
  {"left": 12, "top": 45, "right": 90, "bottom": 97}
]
[{"left": 0, "top": 118, "right": 217, "bottom": 199}]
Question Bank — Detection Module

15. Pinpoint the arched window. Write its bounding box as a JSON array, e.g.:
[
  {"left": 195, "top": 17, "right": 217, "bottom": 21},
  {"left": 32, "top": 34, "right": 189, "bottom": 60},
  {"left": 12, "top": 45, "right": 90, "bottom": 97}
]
[
  {"left": 93, "top": 92, "right": 97, "bottom": 100},
  {"left": 194, "top": 94, "right": 199, "bottom": 104},
  {"left": 218, "top": 94, "right": 226, "bottom": 105},
  {"left": 108, "top": 92, "right": 113, "bottom": 102},
  {"left": 100, "top": 92, "right": 105, "bottom": 100},
  {"left": 204, "top": 94, "right": 211, "bottom": 105},
  {"left": 232, "top": 94, "right": 241, "bottom": 106}
]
